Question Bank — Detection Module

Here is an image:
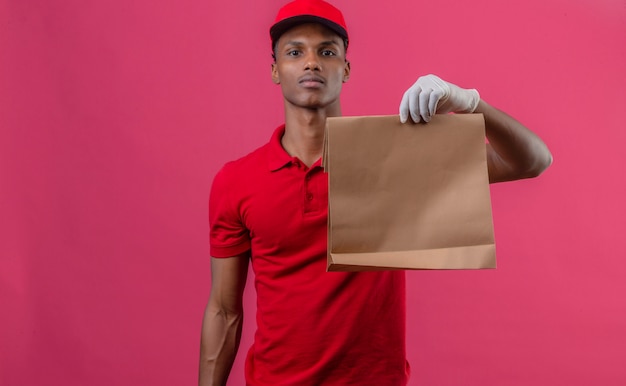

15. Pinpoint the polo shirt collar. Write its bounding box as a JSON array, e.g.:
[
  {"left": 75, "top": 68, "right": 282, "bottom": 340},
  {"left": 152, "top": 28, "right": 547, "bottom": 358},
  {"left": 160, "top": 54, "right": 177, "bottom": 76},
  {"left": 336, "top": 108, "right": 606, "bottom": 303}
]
[
  {"left": 267, "top": 124, "right": 324, "bottom": 171},
  {"left": 267, "top": 124, "right": 293, "bottom": 171}
]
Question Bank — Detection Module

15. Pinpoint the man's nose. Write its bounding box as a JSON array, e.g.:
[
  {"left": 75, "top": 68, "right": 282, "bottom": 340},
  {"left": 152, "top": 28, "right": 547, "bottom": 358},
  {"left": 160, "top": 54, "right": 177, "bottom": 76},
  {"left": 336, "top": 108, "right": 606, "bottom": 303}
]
[{"left": 303, "top": 52, "right": 321, "bottom": 71}]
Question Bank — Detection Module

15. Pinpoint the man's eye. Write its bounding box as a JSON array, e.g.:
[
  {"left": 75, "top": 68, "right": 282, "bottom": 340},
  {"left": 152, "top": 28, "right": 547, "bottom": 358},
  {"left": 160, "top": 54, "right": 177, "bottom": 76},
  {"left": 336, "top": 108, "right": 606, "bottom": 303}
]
[
  {"left": 287, "top": 50, "right": 301, "bottom": 56},
  {"left": 321, "top": 50, "right": 336, "bottom": 56}
]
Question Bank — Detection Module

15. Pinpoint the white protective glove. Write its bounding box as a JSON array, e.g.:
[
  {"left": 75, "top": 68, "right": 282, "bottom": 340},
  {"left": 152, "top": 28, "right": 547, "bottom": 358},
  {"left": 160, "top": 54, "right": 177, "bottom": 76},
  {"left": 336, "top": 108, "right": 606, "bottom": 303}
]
[{"left": 399, "top": 74, "right": 480, "bottom": 123}]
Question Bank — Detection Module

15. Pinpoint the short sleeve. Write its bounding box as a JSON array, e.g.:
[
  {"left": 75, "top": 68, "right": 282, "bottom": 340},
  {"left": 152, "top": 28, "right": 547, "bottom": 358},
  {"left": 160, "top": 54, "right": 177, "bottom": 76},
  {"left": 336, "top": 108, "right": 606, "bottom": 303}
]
[{"left": 208, "top": 165, "right": 251, "bottom": 257}]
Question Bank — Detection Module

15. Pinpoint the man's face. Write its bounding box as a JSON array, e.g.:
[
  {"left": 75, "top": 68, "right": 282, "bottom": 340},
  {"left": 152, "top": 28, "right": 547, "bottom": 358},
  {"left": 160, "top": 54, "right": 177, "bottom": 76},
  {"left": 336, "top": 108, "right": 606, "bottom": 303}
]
[{"left": 272, "top": 23, "right": 350, "bottom": 111}]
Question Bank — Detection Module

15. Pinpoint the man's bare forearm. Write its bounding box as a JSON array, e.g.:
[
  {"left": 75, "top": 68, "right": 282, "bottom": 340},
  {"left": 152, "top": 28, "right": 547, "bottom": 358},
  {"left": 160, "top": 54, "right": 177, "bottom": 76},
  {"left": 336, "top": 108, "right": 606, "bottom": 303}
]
[
  {"left": 475, "top": 100, "right": 552, "bottom": 183},
  {"left": 199, "top": 304, "right": 244, "bottom": 386},
  {"left": 199, "top": 254, "right": 249, "bottom": 386}
]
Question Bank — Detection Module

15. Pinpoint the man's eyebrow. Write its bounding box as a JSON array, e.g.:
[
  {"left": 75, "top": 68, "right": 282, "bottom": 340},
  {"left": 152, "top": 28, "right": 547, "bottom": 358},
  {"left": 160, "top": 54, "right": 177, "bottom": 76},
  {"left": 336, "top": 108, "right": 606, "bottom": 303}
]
[
  {"left": 318, "top": 40, "right": 341, "bottom": 47},
  {"left": 283, "top": 39, "right": 342, "bottom": 47}
]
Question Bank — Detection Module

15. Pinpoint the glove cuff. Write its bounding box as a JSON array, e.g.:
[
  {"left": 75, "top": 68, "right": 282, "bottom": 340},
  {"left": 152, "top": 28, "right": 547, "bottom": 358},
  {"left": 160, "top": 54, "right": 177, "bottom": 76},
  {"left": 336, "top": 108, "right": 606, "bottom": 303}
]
[{"left": 465, "top": 89, "right": 480, "bottom": 113}]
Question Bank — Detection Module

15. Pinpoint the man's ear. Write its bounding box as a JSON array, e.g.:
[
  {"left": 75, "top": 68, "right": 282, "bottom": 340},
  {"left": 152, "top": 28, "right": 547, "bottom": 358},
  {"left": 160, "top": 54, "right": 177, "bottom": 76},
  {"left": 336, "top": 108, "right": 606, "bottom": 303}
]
[
  {"left": 343, "top": 60, "right": 351, "bottom": 83},
  {"left": 271, "top": 63, "right": 280, "bottom": 84}
]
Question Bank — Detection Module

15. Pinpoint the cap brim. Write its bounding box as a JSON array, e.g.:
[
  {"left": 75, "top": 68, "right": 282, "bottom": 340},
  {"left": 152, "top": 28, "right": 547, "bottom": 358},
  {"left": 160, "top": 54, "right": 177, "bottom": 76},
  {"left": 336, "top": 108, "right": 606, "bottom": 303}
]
[{"left": 270, "top": 15, "right": 348, "bottom": 45}]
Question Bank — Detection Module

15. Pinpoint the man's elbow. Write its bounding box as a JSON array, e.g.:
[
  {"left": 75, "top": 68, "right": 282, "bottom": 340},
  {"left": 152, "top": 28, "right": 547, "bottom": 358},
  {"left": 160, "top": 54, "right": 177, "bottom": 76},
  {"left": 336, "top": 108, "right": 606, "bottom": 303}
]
[
  {"left": 494, "top": 151, "right": 553, "bottom": 183},
  {"left": 528, "top": 150, "right": 553, "bottom": 178},
  {"left": 207, "top": 302, "right": 244, "bottom": 324},
  {"left": 517, "top": 150, "right": 553, "bottom": 180}
]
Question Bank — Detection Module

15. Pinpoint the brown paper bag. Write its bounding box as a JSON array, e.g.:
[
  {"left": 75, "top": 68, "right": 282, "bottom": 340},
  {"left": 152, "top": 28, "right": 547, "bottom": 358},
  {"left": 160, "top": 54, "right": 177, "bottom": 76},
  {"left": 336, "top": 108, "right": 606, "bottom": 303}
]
[{"left": 323, "top": 114, "right": 495, "bottom": 271}]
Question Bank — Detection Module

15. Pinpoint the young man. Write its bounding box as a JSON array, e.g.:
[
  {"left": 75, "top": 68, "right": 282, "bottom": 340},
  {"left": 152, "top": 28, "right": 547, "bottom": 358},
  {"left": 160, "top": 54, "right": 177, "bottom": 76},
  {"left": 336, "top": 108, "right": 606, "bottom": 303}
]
[{"left": 200, "top": 0, "right": 552, "bottom": 385}]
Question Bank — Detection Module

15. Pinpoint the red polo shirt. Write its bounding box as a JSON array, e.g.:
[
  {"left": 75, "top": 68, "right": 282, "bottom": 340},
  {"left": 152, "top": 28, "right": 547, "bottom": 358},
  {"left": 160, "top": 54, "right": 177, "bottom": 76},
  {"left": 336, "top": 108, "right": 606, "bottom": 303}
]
[{"left": 210, "top": 125, "right": 410, "bottom": 385}]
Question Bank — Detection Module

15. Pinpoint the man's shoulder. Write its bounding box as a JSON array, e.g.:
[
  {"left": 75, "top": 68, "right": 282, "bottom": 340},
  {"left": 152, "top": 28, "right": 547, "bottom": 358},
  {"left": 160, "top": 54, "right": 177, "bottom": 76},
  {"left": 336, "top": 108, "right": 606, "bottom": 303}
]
[
  {"left": 218, "top": 125, "right": 285, "bottom": 180},
  {"left": 221, "top": 142, "right": 270, "bottom": 174},
  {"left": 213, "top": 141, "right": 272, "bottom": 190}
]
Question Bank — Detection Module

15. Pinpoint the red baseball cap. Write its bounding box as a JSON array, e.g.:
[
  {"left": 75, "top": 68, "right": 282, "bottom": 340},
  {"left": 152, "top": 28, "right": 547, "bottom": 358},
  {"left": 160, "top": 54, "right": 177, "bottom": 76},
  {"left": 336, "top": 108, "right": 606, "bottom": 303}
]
[{"left": 270, "top": 0, "right": 348, "bottom": 47}]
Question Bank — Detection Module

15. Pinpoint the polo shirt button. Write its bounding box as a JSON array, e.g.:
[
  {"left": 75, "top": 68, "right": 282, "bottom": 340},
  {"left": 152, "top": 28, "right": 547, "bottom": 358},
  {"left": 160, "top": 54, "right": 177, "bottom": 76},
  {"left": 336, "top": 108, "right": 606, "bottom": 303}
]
[
  {"left": 305, "top": 175, "right": 311, "bottom": 181},
  {"left": 306, "top": 193, "right": 313, "bottom": 200}
]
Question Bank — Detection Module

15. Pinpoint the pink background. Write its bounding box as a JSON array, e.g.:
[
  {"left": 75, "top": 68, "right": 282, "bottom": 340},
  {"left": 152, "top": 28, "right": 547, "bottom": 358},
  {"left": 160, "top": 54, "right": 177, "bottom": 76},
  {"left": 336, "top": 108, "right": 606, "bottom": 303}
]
[{"left": 1, "top": 0, "right": 625, "bottom": 385}]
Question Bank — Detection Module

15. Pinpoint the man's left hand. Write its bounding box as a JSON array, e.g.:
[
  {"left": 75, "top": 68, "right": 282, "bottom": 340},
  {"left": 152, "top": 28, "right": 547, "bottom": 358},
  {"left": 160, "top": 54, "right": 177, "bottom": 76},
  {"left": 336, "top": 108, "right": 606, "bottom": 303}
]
[{"left": 399, "top": 74, "right": 480, "bottom": 123}]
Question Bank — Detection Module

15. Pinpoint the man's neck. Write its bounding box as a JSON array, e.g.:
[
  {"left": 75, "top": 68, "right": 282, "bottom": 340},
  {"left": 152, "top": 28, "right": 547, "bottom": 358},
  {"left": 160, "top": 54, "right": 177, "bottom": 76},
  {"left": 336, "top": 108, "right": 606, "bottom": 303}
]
[{"left": 281, "top": 105, "right": 341, "bottom": 167}]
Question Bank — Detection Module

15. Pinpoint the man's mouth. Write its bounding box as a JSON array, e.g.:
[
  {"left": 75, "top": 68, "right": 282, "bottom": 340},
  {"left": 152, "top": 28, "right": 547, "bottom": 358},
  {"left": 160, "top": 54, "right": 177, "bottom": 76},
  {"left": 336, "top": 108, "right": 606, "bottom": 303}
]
[{"left": 299, "top": 75, "right": 325, "bottom": 87}]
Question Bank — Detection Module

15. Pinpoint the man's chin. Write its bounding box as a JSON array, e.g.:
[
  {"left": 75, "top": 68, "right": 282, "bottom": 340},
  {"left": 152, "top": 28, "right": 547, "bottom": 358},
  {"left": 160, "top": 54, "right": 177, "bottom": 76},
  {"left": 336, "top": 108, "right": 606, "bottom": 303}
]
[{"left": 288, "top": 97, "right": 339, "bottom": 110}]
